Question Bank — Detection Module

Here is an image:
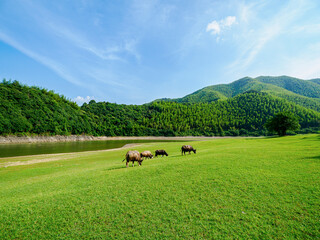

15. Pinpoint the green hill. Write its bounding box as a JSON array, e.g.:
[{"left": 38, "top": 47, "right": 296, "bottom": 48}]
[
  {"left": 311, "top": 78, "right": 320, "bottom": 85},
  {"left": 1, "top": 78, "right": 320, "bottom": 137},
  {"left": 0, "top": 80, "right": 94, "bottom": 135},
  {"left": 83, "top": 91, "right": 320, "bottom": 136},
  {"left": 256, "top": 76, "right": 320, "bottom": 98},
  {"left": 156, "top": 76, "right": 320, "bottom": 112}
]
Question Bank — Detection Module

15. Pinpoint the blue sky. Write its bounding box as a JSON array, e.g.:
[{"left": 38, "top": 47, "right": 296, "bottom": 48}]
[{"left": 1, "top": 0, "right": 320, "bottom": 105}]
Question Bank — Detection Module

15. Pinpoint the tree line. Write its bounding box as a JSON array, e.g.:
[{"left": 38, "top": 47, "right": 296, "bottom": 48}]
[{"left": 1, "top": 80, "right": 320, "bottom": 136}]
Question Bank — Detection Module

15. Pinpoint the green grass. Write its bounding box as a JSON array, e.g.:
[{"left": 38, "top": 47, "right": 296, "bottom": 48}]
[{"left": 1, "top": 135, "right": 320, "bottom": 239}]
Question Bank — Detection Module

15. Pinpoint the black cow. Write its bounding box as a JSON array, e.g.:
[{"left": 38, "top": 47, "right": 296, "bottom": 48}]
[
  {"left": 155, "top": 149, "right": 168, "bottom": 157},
  {"left": 181, "top": 145, "right": 196, "bottom": 155}
]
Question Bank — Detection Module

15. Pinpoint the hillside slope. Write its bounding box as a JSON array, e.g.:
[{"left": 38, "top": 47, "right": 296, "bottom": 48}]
[
  {"left": 310, "top": 78, "right": 320, "bottom": 85},
  {"left": 256, "top": 76, "right": 320, "bottom": 98},
  {"left": 156, "top": 76, "right": 320, "bottom": 112},
  {"left": 83, "top": 92, "right": 320, "bottom": 136},
  {"left": 1, "top": 78, "right": 320, "bottom": 137},
  {"left": 0, "top": 80, "right": 94, "bottom": 135}
]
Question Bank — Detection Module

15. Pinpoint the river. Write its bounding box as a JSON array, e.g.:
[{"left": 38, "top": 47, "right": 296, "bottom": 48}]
[{"left": 0, "top": 139, "right": 187, "bottom": 158}]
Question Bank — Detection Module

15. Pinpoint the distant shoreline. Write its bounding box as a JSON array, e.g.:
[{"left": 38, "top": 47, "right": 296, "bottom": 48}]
[{"left": 0, "top": 135, "right": 253, "bottom": 144}]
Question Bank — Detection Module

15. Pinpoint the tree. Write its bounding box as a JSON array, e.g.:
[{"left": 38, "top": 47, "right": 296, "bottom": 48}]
[{"left": 265, "top": 111, "right": 300, "bottom": 136}]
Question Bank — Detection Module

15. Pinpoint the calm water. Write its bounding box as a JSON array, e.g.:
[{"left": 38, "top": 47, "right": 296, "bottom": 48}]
[{"left": 0, "top": 140, "right": 185, "bottom": 158}]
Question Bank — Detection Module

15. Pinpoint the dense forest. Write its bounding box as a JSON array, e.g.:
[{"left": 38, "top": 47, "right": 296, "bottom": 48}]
[
  {"left": 0, "top": 80, "right": 93, "bottom": 135},
  {"left": 1, "top": 79, "right": 320, "bottom": 136},
  {"left": 157, "top": 76, "right": 320, "bottom": 112},
  {"left": 82, "top": 92, "right": 320, "bottom": 136}
]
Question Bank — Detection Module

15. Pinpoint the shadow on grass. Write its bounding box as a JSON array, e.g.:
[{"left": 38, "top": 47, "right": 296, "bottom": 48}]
[
  {"left": 107, "top": 162, "right": 153, "bottom": 170},
  {"left": 103, "top": 165, "right": 128, "bottom": 171},
  {"left": 245, "top": 136, "right": 279, "bottom": 140},
  {"left": 260, "top": 135, "right": 295, "bottom": 139},
  {"left": 168, "top": 154, "right": 197, "bottom": 158}
]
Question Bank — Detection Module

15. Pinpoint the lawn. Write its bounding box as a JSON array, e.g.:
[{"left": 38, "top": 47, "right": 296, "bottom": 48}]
[{"left": 0, "top": 135, "right": 319, "bottom": 239}]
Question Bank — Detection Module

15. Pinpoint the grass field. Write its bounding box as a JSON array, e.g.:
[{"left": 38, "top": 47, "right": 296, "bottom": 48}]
[{"left": 0, "top": 135, "right": 319, "bottom": 239}]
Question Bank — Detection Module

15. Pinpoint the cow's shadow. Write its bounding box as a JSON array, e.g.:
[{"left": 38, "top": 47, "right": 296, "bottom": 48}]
[
  {"left": 103, "top": 165, "right": 127, "bottom": 171},
  {"left": 166, "top": 154, "right": 196, "bottom": 158},
  {"left": 306, "top": 155, "right": 320, "bottom": 160}
]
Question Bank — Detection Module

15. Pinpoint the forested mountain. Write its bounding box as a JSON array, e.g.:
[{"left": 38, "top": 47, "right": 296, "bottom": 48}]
[
  {"left": 1, "top": 78, "right": 320, "bottom": 136},
  {"left": 310, "top": 78, "right": 320, "bottom": 85},
  {"left": 256, "top": 76, "right": 320, "bottom": 98},
  {"left": 0, "top": 80, "right": 94, "bottom": 135},
  {"left": 83, "top": 91, "right": 320, "bottom": 136},
  {"left": 156, "top": 76, "right": 320, "bottom": 112}
]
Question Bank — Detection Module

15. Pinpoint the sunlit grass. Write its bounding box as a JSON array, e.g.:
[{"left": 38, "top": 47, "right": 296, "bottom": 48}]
[{"left": 1, "top": 135, "right": 319, "bottom": 239}]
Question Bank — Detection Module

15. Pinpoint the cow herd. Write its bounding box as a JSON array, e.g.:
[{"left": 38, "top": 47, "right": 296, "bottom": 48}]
[{"left": 122, "top": 145, "right": 197, "bottom": 168}]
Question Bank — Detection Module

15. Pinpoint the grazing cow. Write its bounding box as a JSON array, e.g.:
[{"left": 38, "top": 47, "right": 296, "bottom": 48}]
[
  {"left": 155, "top": 150, "right": 168, "bottom": 157},
  {"left": 140, "top": 150, "right": 154, "bottom": 160},
  {"left": 181, "top": 145, "right": 197, "bottom": 155},
  {"left": 122, "top": 150, "right": 143, "bottom": 167}
]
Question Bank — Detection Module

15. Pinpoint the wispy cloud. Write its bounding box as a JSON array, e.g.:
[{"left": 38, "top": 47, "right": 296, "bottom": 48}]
[
  {"left": 0, "top": 31, "right": 84, "bottom": 87},
  {"left": 85, "top": 68, "right": 128, "bottom": 88},
  {"left": 284, "top": 56, "right": 320, "bottom": 79},
  {"left": 290, "top": 23, "right": 320, "bottom": 34},
  {"left": 33, "top": 7, "right": 139, "bottom": 63},
  {"left": 1, "top": 0, "right": 319, "bottom": 104},
  {"left": 14, "top": 0, "right": 141, "bottom": 65},
  {"left": 282, "top": 40, "right": 320, "bottom": 79},
  {"left": 227, "top": 0, "right": 312, "bottom": 74},
  {"left": 0, "top": 0, "right": 144, "bottom": 100},
  {"left": 309, "top": 42, "right": 320, "bottom": 51},
  {"left": 237, "top": 1, "right": 267, "bottom": 24},
  {"left": 47, "top": 23, "right": 141, "bottom": 62}
]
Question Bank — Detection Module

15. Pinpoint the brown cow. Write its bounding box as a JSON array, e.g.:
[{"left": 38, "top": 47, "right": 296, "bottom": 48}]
[
  {"left": 181, "top": 145, "right": 196, "bottom": 155},
  {"left": 140, "top": 151, "right": 153, "bottom": 160},
  {"left": 122, "top": 150, "right": 143, "bottom": 167}
]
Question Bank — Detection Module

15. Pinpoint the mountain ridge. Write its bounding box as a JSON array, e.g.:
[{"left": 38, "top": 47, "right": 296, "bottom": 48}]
[
  {"left": 1, "top": 77, "right": 320, "bottom": 136},
  {"left": 153, "top": 75, "right": 320, "bottom": 112}
]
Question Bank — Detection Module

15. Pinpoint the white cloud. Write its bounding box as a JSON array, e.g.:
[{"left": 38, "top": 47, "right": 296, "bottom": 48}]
[
  {"left": 206, "top": 16, "right": 236, "bottom": 35},
  {"left": 222, "top": 16, "right": 236, "bottom": 27},
  {"left": 206, "top": 21, "right": 220, "bottom": 34},
  {"left": 73, "top": 96, "right": 95, "bottom": 105}
]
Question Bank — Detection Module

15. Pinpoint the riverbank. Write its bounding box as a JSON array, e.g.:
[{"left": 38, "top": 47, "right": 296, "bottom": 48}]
[
  {"left": 0, "top": 135, "right": 236, "bottom": 144},
  {"left": 0, "top": 143, "right": 140, "bottom": 168}
]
